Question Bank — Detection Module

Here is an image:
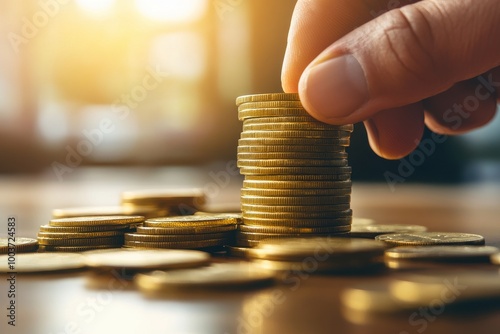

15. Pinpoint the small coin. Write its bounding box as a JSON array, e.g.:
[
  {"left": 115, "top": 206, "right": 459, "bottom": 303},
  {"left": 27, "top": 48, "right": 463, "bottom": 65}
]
[
  {"left": 242, "top": 122, "right": 347, "bottom": 132},
  {"left": 248, "top": 237, "right": 386, "bottom": 261},
  {"left": 241, "top": 187, "right": 351, "bottom": 197},
  {"left": 237, "top": 159, "right": 349, "bottom": 168},
  {"left": 236, "top": 93, "right": 300, "bottom": 105},
  {"left": 225, "top": 245, "right": 253, "bottom": 258},
  {"left": 144, "top": 215, "right": 238, "bottom": 227},
  {"left": 242, "top": 216, "right": 352, "bottom": 227},
  {"left": 37, "top": 231, "right": 125, "bottom": 239},
  {"left": 237, "top": 152, "right": 348, "bottom": 160},
  {"left": 238, "top": 138, "right": 350, "bottom": 147},
  {"left": 124, "top": 238, "right": 227, "bottom": 249},
  {"left": 347, "top": 224, "right": 428, "bottom": 238},
  {"left": 38, "top": 245, "right": 119, "bottom": 252},
  {"left": 239, "top": 166, "right": 352, "bottom": 176},
  {"left": 244, "top": 174, "right": 351, "bottom": 181},
  {"left": 136, "top": 224, "right": 237, "bottom": 235},
  {"left": 39, "top": 224, "right": 132, "bottom": 233},
  {"left": 241, "top": 195, "right": 350, "bottom": 206},
  {"left": 125, "top": 232, "right": 231, "bottom": 242},
  {"left": 52, "top": 205, "right": 167, "bottom": 219},
  {"left": 84, "top": 248, "right": 210, "bottom": 270},
  {"left": 121, "top": 188, "right": 206, "bottom": 207},
  {"left": 240, "top": 130, "right": 351, "bottom": 139},
  {"left": 0, "top": 253, "right": 85, "bottom": 273},
  {"left": 242, "top": 210, "right": 353, "bottom": 219},
  {"left": 37, "top": 236, "right": 124, "bottom": 246},
  {"left": 239, "top": 224, "right": 351, "bottom": 234},
  {"left": 237, "top": 145, "right": 346, "bottom": 153},
  {"left": 136, "top": 263, "right": 276, "bottom": 293},
  {"left": 385, "top": 245, "right": 499, "bottom": 262},
  {"left": 243, "top": 177, "right": 352, "bottom": 189},
  {"left": 238, "top": 103, "right": 304, "bottom": 112},
  {"left": 375, "top": 232, "right": 485, "bottom": 246},
  {"left": 241, "top": 203, "right": 351, "bottom": 213},
  {"left": 0, "top": 237, "right": 39, "bottom": 254},
  {"left": 49, "top": 216, "right": 145, "bottom": 227}
]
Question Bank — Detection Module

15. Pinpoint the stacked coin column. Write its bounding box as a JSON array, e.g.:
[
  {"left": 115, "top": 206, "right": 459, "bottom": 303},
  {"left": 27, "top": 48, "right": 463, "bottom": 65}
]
[{"left": 236, "top": 93, "right": 354, "bottom": 247}]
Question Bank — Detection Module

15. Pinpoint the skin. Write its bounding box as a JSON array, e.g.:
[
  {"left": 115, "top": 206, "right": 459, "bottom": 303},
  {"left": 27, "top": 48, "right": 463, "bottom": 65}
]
[{"left": 282, "top": 0, "right": 500, "bottom": 159}]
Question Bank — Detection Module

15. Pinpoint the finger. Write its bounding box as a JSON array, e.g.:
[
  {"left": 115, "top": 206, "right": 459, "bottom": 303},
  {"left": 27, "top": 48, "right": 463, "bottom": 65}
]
[
  {"left": 364, "top": 103, "right": 425, "bottom": 159},
  {"left": 297, "top": 0, "right": 500, "bottom": 124}
]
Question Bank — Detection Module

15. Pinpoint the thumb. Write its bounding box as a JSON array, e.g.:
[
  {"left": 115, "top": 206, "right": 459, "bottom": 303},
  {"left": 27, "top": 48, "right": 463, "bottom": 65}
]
[{"left": 298, "top": 0, "right": 500, "bottom": 124}]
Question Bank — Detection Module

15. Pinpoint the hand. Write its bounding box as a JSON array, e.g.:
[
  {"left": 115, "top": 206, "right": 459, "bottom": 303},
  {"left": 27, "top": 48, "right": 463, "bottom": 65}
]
[{"left": 282, "top": 0, "right": 500, "bottom": 159}]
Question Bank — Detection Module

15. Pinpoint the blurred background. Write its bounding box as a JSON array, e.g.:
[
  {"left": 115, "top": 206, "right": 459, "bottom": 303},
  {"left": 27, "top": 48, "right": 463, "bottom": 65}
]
[{"left": 1, "top": 0, "right": 499, "bottom": 183}]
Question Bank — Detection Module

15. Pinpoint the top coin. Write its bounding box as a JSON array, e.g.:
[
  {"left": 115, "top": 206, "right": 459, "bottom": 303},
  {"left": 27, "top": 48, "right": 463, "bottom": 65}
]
[
  {"left": 49, "top": 215, "right": 145, "bottom": 227},
  {"left": 236, "top": 93, "right": 300, "bottom": 106},
  {"left": 0, "top": 253, "right": 85, "bottom": 273},
  {"left": 375, "top": 232, "right": 485, "bottom": 246},
  {"left": 144, "top": 215, "right": 238, "bottom": 227}
]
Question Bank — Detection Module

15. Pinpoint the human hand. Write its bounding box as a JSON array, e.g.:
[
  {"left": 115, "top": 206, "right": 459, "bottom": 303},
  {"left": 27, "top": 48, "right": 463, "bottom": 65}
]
[{"left": 282, "top": 0, "right": 500, "bottom": 159}]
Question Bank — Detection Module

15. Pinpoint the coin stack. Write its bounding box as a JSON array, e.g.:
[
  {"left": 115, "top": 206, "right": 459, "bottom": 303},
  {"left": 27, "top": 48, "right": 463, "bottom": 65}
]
[
  {"left": 37, "top": 216, "right": 144, "bottom": 252},
  {"left": 236, "top": 93, "right": 354, "bottom": 246},
  {"left": 121, "top": 189, "right": 206, "bottom": 216},
  {"left": 123, "top": 215, "right": 238, "bottom": 251}
]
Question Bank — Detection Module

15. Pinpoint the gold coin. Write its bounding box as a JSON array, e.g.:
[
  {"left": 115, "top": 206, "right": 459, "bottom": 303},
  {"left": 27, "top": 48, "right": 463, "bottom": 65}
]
[
  {"left": 193, "top": 212, "right": 243, "bottom": 224},
  {"left": 144, "top": 215, "right": 238, "bottom": 227},
  {"left": 347, "top": 224, "right": 428, "bottom": 238},
  {"left": 121, "top": 188, "right": 206, "bottom": 207},
  {"left": 0, "top": 253, "right": 85, "bottom": 273},
  {"left": 49, "top": 215, "right": 145, "bottom": 227},
  {"left": 124, "top": 238, "right": 227, "bottom": 249},
  {"left": 242, "top": 216, "right": 352, "bottom": 227},
  {"left": 241, "top": 203, "right": 350, "bottom": 213},
  {"left": 244, "top": 174, "right": 351, "bottom": 181},
  {"left": 240, "top": 166, "right": 352, "bottom": 176},
  {"left": 237, "top": 144, "right": 346, "bottom": 153},
  {"left": 237, "top": 152, "right": 348, "bottom": 160},
  {"left": 136, "top": 263, "right": 276, "bottom": 293},
  {"left": 385, "top": 245, "right": 499, "bottom": 262},
  {"left": 251, "top": 258, "right": 384, "bottom": 273},
  {"left": 236, "top": 93, "right": 300, "bottom": 105},
  {"left": 237, "top": 159, "right": 349, "bottom": 168},
  {"left": 375, "top": 232, "right": 485, "bottom": 246},
  {"left": 241, "top": 195, "right": 350, "bottom": 206},
  {"left": 243, "top": 180, "right": 352, "bottom": 189},
  {"left": 225, "top": 245, "right": 253, "bottom": 258},
  {"left": 242, "top": 209, "right": 352, "bottom": 219},
  {"left": 125, "top": 232, "right": 232, "bottom": 242},
  {"left": 239, "top": 224, "right": 351, "bottom": 234},
  {"left": 37, "top": 236, "right": 124, "bottom": 246},
  {"left": 39, "top": 224, "right": 132, "bottom": 233},
  {"left": 38, "top": 245, "right": 120, "bottom": 252},
  {"left": 244, "top": 116, "right": 353, "bottom": 129},
  {"left": 0, "top": 237, "right": 39, "bottom": 254},
  {"left": 37, "top": 231, "right": 125, "bottom": 239},
  {"left": 52, "top": 205, "right": 167, "bottom": 219},
  {"left": 83, "top": 248, "right": 210, "bottom": 270},
  {"left": 241, "top": 187, "right": 351, "bottom": 197},
  {"left": 352, "top": 218, "right": 377, "bottom": 226},
  {"left": 136, "top": 224, "right": 237, "bottom": 235},
  {"left": 238, "top": 137, "right": 350, "bottom": 147},
  {"left": 238, "top": 104, "right": 305, "bottom": 114},
  {"left": 248, "top": 237, "right": 386, "bottom": 261},
  {"left": 240, "top": 130, "right": 351, "bottom": 139},
  {"left": 242, "top": 122, "right": 348, "bottom": 132}
]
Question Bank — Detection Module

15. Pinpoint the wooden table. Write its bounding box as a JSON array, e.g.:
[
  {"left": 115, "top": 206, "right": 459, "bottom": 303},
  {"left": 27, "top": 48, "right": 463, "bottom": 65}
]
[{"left": 1, "top": 166, "right": 500, "bottom": 334}]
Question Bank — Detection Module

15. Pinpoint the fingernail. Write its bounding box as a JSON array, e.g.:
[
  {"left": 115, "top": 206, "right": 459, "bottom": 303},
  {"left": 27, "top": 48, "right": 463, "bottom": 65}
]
[{"left": 300, "top": 55, "right": 369, "bottom": 120}]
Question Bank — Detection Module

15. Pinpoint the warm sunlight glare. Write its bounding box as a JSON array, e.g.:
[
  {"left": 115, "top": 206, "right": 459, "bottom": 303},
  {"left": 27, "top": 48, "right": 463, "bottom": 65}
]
[
  {"left": 135, "top": 0, "right": 207, "bottom": 23},
  {"left": 75, "top": 0, "right": 116, "bottom": 16}
]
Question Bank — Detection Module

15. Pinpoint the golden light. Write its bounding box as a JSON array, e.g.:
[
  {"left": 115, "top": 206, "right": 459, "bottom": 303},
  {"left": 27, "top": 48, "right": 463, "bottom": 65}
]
[
  {"left": 135, "top": 0, "right": 208, "bottom": 23},
  {"left": 75, "top": 0, "right": 116, "bottom": 16}
]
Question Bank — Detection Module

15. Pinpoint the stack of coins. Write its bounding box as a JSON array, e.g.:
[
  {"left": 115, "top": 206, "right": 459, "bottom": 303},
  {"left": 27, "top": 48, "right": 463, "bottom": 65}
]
[
  {"left": 236, "top": 93, "right": 354, "bottom": 246},
  {"left": 123, "top": 215, "right": 238, "bottom": 251},
  {"left": 37, "top": 216, "right": 144, "bottom": 252},
  {"left": 121, "top": 189, "right": 206, "bottom": 216}
]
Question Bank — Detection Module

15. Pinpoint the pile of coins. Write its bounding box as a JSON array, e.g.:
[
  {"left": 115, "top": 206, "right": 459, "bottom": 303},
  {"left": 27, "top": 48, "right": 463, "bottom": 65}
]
[
  {"left": 37, "top": 216, "right": 144, "bottom": 252},
  {"left": 121, "top": 189, "right": 206, "bottom": 216},
  {"left": 236, "top": 93, "right": 354, "bottom": 246},
  {"left": 123, "top": 215, "right": 238, "bottom": 250}
]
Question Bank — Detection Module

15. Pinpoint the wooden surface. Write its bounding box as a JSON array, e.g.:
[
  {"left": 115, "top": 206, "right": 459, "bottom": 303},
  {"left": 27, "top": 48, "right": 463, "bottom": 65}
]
[{"left": 1, "top": 166, "right": 500, "bottom": 334}]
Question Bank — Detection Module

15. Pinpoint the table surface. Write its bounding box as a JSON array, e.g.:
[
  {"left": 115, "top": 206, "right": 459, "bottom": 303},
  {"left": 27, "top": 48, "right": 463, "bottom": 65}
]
[{"left": 1, "top": 166, "right": 500, "bottom": 334}]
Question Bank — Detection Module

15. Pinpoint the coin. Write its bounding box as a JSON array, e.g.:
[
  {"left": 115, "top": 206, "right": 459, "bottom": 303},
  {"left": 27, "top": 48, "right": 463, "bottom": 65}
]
[
  {"left": 52, "top": 205, "right": 167, "bottom": 219},
  {"left": 239, "top": 130, "right": 351, "bottom": 139},
  {"left": 238, "top": 102, "right": 304, "bottom": 112},
  {"left": 238, "top": 231, "right": 340, "bottom": 241},
  {"left": 347, "top": 224, "right": 428, "bottom": 238},
  {"left": 38, "top": 245, "right": 119, "bottom": 252},
  {"left": 243, "top": 116, "right": 353, "bottom": 129},
  {"left": 240, "top": 166, "right": 352, "bottom": 176},
  {"left": 0, "top": 237, "right": 38, "bottom": 254},
  {"left": 37, "top": 236, "right": 124, "bottom": 246},
  {"left": 136, "top": 224, "right": 237, "bottom": 235},
  {"left": 84, "top": 248, "right": 210, "bottom": 270},
  {"left": 241, "top": 203, "right": 351, "bottom": 213},
  {"left": 0, "top": 253, "right": 85, "bottom": 273},
  {"left": 237, "top": 152, "right": 348, "bottom": 160},
  {"left": 238, "top": 138, "right": 350, "bottom": 147},
  {"left": 242, "top": 217, "right": 352, "bottom": 227},
  {"left": 239, "top": 224, "right": 351, "bottom": 234},
  {"left": 144, "top": 215, "right": 238, "bottom": 227},
  {"left": 37, "top": 231, "right": 125, "bottom": 239},
  {"left": 49, "top": 216, "right": 145, "bottom": 227},
  {"left": 252, "top": 258, "right": 384, "bottom": 273},
  {"left": 375, "top": 232, "right": 485, "bottom": 246},
  {"left": 124, "top": 239, "right": 227, "bottom": 249},
  {"left": 241, "top": 195, "right": 350, "bottom": 206},
  {"left": 242, "top": 209, "right": 352, "bottom": 219},
  {"left": 136, "top": 263, "right": 276, "bottom": 293},
  {"left": 242, "top": 122, "right": 348, "bottom": 132},
  {"left": 236, "top": 93, "right": 300, "bottom": 105},
  {"left": 241, "top": 187, "right": 351, "bottom": 197},
  {"left": 125, "top": 232, "right": 231, "bottom": 242},
  {"left": 237, "top": 159, "right": 349, "bottom": 167},
  {"left": 245, "top": 174, "right": 351, "bottom": 181},
  {"left": 237, "top": 145, "right": 346, "bottom": 153},
  {"left": 39, "top": 224, "right": 132, "bottom": 233},
  {"left": 121, "top": 188, "right": 206, "bottom": 207},
  {"left": 243, "top": 180, "right": 352, "bottom": 190},
  {"left": 385, "top": 245, "right": 499, "bottom": 262}
]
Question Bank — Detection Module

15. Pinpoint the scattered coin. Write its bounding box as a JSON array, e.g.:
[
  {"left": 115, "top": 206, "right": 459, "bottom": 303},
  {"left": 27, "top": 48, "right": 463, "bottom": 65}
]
[
  {"left": 375, "top": 232, "right": 485, "bottom": 246},
  {"left": 0, "top": 237, "right": 38, "bottom": 254},
  {"left": 0, "top": 253, "right": 85, "bottom": 273},
  {"left": 346, "top": 224, "right": 428, "bottom": 238},
  {"left": 385, "top": 245, "right": 498, "bottom": 262}
]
